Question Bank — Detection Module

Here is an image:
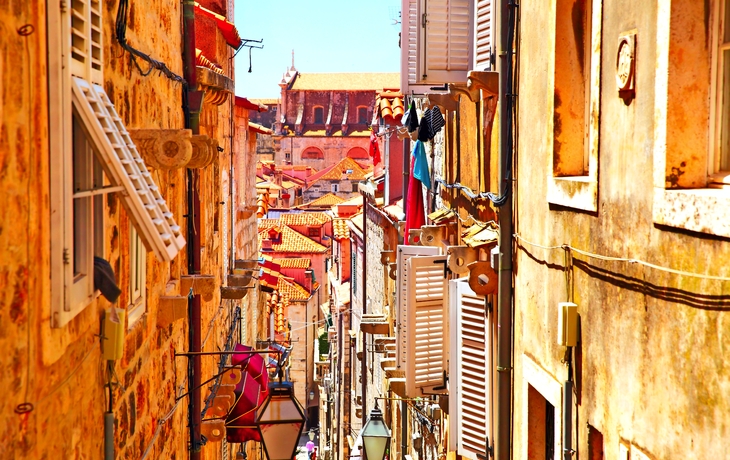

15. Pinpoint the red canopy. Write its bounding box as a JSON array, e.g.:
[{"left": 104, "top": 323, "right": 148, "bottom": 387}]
[{"left": 225, "top": 344, "right": 270, "bottom": 443}]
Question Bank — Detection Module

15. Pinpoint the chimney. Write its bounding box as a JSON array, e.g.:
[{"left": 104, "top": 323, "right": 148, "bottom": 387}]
[{"left": 304, "top": 269, "right": 314, "bottom": 293}]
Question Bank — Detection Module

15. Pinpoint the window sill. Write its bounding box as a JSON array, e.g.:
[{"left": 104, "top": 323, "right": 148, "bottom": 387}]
[
  {"left": 653, "top": 188, "right": 730, "bottom": 238},
  {"left": 547, "top": 176, "right": 598, "bottom": 212}
]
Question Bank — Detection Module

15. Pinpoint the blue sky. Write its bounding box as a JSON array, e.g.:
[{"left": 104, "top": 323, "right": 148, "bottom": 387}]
[{"left": 233, "top": 0, "right": 402, "bottom": 99}]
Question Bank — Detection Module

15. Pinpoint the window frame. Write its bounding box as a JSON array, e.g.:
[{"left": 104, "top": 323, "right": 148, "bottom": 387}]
[
  {"left": 546, "top": 0, "right": 602, "bottom": 212},
  {"left": 357, "top": 106, "right": 368, "bottom": 124},
  {"left": 49, "top": 0, "right": 108, "bottom": 327},
  {"left": 128, "top": 225, "right": 147, "bottom": 329},
  {"left": 313, "top": 106, "right": 325, "bottom": 124},
  {"left": 331, "top": 183, "right": 339, "bottom": 193},
  {"left": 711, "top": 0, "right": 730, "bottom": 180},
  {"left": 652, "top": 0, "right": 730, "bottom": 238}
]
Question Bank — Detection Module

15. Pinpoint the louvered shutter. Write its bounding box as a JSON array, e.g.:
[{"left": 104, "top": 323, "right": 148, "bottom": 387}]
[
  {"left": 424, "top": 0, "right": 471, "bottom": 81},
  {"left": 402, "top": 0, "right": 419, "bottom": 92},
  {"left": 449, "top": 279, "right": 490, "bottom": 459},
  {"left": 474, "top": 0, "right": 494, "bottom": 70},
  {"left": 406, "top": 255, "right": 449, "bottom": 396},
  {"left": 396, "top": 245, "right": 439, "bottom": 371},
  {"left": 72, "top": 77, "right": 187, "bottom": 262},
  {"left": 69, "top": 0, "right": 103, "bottom": 84}
]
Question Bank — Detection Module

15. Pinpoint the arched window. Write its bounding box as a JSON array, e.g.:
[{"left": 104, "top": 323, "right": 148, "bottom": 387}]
[
  {"left": 357, "top": 106, "right": 368, "bottom": 124},
  {"left": 347, "top": 147, "right": 369, "bottom": 159},
  {"left": 313, "top": 106, "right": 324, "bottom": 124},
  {"left": 302, "top": 147, "right": 324, "bottom": 160}
]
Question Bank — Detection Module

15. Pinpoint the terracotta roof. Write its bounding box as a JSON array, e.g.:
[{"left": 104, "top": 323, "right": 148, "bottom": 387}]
[
  {"left": 311, "top": 157, "right": 368, "bottom": 183},
  {"left": 302, "top": 193, "right": 346, "bottom": 208},
  {"left": 301, "top": 129, "right": 370, "bottom": 137},
  {"left": 349, "top": 213, "right": 364, "bottom": 232},
  {"left": 274, "top": 258, "right": 312, "bottom": 269},
  {"left": 280, "top": 212, "right": 331, "bottom": 226},
  {"left": 376, "top": 91, "right": 404, "bottom": 124},
  {"left": 290, "top": 73, "right": 400, "bottom": 91},
  {"left": 251, "top": 98, "right": 279, "bottom": 105},
  {"left": 338, "top": 195, "right": 364, "bottom": 207},
  {"left": 258, "top": 219, "right": 280, "bottom": 230},
  {"left": 278, "top": 277, "right": 312, "bottom": 301},
  {"left": 333, "top": 219, "right": 350, "bottom": 240},
  {"left": 259, "top": 225, "right": 328, "bottom": 253}
]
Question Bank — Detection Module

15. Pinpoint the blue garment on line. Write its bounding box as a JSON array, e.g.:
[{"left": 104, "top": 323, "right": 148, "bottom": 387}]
[{"left": 411, "top": 140, "right": 431, "bottom": 189}]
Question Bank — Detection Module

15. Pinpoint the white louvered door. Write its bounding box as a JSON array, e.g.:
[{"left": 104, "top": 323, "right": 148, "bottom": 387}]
[
  {"left": 396, "top": 245, "right": 439, "bottom": 371},
  {"left": 72, "top": 77, "right": 187, "bottom": 262},
  {"left": 474, "top": 0, "right": 494, "bottom": 70},
  {"left": 423, "top": 0, "right": 472, "bottom": 81},
  {"left": 449, "top": 279, "right": 490, "bottom": 459},
  {"left": 406, "top": 254, "right": 449, "bottom": 396}
]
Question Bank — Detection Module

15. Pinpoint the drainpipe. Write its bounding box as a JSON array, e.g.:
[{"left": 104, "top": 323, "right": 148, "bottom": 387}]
[
  {"left": 182, "top": 1, "right": 203, "bottom": 458},
  {"left": 495, "top": 0, "right": 516, "bottom": 459},
  {"left": 361, "top": 193, "right": 368, "bottom": 424}
]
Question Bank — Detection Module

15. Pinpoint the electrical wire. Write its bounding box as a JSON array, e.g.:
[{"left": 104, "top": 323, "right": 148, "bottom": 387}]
[
  {"left": 514, "top": 233, "right": 730, "bottom": 282},
  {"left": 115, "top": 0, "right": 186, "bottom": 85}
]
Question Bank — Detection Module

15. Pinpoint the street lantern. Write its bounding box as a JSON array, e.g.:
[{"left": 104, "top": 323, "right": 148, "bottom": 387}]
[
  {"left": 361, "top": 402, "right": 391, "bottom": 460},
  {"left": 256, "top": 381, "right": 306, "bottom": 460},
  {"left": 308, "top": 429, "right": 316, "bottom": 441}
]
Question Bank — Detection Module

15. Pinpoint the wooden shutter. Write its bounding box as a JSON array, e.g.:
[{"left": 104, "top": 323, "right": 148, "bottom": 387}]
[
  {"left": 402, "top": 0, "right": 420, "bottom": 92},
  {"left": 72, "top": 77, "right": 186, "bottom": 262},
  {"left": 396, "top": 245, "right": 439, "bottom": 370},
  {"left": 406, "top": 254, "right": 449, "bottom": 396},
  {"left": 449, "top": 279, "right": 490, "bottom": 459},
  {"left": 474, "top": 0, "right": 494, "bottom": 70},
  {"left": 424, "top": 0, "right": 471, "bottom": 79},
  {"left": 70, "top": 0, "right": 103, "bottom": 84}
]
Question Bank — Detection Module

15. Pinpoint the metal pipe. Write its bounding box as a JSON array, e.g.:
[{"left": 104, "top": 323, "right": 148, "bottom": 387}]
[
  {"left": 361, "top": 192, "right": 368, "bottom": 423},
  {"left": 495, "top": 0, "right": 516, "bottom": 459},
  {"left": 104, "top": 411, "right": 114, "bottom": 460},
  {"left": 563, "top": 380, "right": 573, "bottom": 459},
  {"left": 401, "top": 399, "right": 408, "bottom": 460}
]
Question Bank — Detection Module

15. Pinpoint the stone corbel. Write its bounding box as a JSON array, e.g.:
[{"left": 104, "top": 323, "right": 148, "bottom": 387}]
[
  {"left": 446, "top": 246, "right": 479, "bottom": 275},
  {"left": 467, "top": 261, "right": 498, "bottom": 296},
  {"left": 157, "top": 296, "right": 188, "bottom": 328},
  {"left": 180, "top": 274, "right": 216, "bottom": 301},
  {"left": 196, "top": 66, "right": 234, "bottom": 106},
  {"left": 426, "top": 92, "right": 459, "bottom": 113},
  {"left": 129, "top": 129, "right": 193, "bottom": 170},
  {"left": 187, "top": 135, "right": 218, "bottom": 169},
  {"left": 467, "top": 71, "right": 499, "bottom": 99},
  {"left": 448, "top": 82, "right": 480, "bottom": 104}
]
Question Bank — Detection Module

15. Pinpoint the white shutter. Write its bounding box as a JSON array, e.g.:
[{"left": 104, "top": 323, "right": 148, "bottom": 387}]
[
  {"left": 70, "top": 0, "right": 103, "bottom": 84},
  {"left": 402, "top": 0, "right": 420, "bottom": 92},
  {"left": 449, "top": 279, "right": 490, "bottom": 459},
  {"left": 406, "top": 254, "right": 449, "bottom": 396},
  {"left": 474, "top": 0, "right": 493, "bottom": 70},
  {"left": 72, "top": 77, "right": 186, "bottom": 262},
  {"left": 396, "top": 245, "right": 439, "bottom": 371},
  {"left": 424, "top": 0, "right": 471, "bottom": 78}
]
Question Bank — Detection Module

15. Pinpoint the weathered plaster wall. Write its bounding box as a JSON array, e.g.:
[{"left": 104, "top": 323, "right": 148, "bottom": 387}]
[{"left": 515, "top": 1, "right": 730, "bottom": 458}]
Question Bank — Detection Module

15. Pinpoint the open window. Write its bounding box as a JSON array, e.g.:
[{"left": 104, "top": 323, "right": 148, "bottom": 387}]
[
  {"left": 448, "top": 279, "right": 490, "bottom": 459},
  {"left": 546, "top": 0, "right": 602, "bottom": 211},
  {"left": 313, "top": 106, "right": 324, "bottom": 124}
]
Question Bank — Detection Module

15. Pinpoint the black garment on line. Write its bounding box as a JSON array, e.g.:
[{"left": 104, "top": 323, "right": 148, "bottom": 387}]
[{"left": 94, "top": 256, "right": 122, "bottom": 303}]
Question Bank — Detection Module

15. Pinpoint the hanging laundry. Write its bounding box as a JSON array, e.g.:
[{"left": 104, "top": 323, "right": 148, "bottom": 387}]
[
  {"left": 429, "top": 106, "right": 445, "bottom": 136},
  {"left": 369, "top": 131, "right": 382, "bottom": 166},
  {"left": 405, "top": 141, "right": 430, "bottom": 242},
  {"left": 418, "top": 108, "right": 432, "bottom": 142}
]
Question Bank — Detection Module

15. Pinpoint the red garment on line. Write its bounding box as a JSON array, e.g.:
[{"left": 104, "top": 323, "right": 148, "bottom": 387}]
[{"left": 404, "top": 160, "right": 425, "bottom": 243}]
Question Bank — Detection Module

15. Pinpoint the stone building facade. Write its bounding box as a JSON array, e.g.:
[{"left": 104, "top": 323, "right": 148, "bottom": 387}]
[{"left": 1, "top": 1, "right": 266, "bottom": 459}]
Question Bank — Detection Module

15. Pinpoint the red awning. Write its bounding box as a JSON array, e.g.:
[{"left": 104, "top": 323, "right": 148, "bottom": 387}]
[
  {"left": 236, "top": 96, "right": 268, "bottom": 112},
  {"left": 194, "top": 2, "right": 242, "bottom": 49},
  {"left": 226, "top": 344, "right": 270, "bottom": 443}
]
